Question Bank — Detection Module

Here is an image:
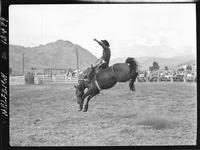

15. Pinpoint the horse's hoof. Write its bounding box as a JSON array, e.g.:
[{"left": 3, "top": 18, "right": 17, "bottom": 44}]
[
  {"left": 131, "top": 87, "right": 135, "bottom": 91},
  {"left": 83, "top": 109, "right": 87, "bottom": 112}
]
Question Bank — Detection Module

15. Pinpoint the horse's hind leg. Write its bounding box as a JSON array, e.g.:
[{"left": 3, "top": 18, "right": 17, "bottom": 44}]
[
  {"left": 129, "top": 79, "right": 135, "bottom": 91},
  {"left": 83, "top": 90, "right": 99, "bottom": 112}
]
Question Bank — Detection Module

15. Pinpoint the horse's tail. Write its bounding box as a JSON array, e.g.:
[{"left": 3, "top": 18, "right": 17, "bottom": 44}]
[{"left": 125, "top": 57, "right": 138, "bottom": 72}]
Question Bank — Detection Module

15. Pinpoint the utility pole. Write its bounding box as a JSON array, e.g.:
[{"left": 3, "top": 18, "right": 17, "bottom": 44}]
[
  {"left": 23, "top": 53, "right": 25, "bottom": 74},
  {"left": 75, "top": 45, "right": 79, "bottom": 82}
]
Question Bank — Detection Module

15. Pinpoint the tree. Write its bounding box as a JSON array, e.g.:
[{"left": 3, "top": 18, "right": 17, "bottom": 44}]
[
  {"left": 153, "top": 61, "right": 160, "bottom": 70},
  {"left": 149, "top": 61, "right": 160, "bottom": 71},
  {"left": 149, "top": 66, "right": 154, "bottom": 71},
  {"left": 31, "top": 67, "right": 37, "bottom": 74},
  {"left": 186, "top": 65, "right": 192, "bottom": 71}
]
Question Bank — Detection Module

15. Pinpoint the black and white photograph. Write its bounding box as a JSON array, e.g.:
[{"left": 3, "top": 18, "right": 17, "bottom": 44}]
[{"left": 8, "top": 3, "right": 197, "bottom": 146}]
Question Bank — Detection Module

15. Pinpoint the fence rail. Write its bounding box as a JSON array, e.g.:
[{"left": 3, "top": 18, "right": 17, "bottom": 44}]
[{"left": 9, "top": 73, "right": 196, "bottom": 85}]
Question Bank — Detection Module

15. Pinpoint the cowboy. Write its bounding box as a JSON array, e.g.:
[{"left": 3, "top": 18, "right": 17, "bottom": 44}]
[
  {"left": 93, "top": 38, "right": 111, "bottom": 71},
  {"left": 83, "top": 39, "right": 111, "bottom": 82}
]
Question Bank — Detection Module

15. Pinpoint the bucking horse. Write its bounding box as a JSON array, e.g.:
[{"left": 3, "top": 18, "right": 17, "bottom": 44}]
[{"left": 74, "top": 57, "right": 138, "bottom": 112}]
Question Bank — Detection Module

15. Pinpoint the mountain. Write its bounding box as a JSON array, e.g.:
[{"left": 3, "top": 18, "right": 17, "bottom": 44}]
[
  {"left": 110, "top": 43, "right": 196, "bottom": 70},
  {"left": 9, "top": 40, "right": 97, "bottom": 75},
  {"left": 110, "top": 54, "right": 196, "bottom": 70}
]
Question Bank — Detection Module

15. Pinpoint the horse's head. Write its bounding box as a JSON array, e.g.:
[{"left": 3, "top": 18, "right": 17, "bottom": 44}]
[
  {"left": 82, "top": 66, "right": 93, "bottom": 80},
  {"left": 86, "top": 65, "right": 96, "bottom": 81},
  {"left": 74, "top": 81, "right": 85, "bottom": 104}
]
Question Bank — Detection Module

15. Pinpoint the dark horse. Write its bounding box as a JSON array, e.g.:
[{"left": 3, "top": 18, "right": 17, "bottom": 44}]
[{"left": 74, "top": 57, "right": 138, "bottom": 112}]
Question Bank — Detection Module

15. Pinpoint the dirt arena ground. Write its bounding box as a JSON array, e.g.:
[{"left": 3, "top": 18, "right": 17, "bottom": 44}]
[{"left": 9, "top": 82, "right": 197, "bottom": 146}]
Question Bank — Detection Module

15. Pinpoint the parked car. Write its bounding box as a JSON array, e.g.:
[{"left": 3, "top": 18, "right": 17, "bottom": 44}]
[
  {"left": 138, "top": 73, "right": 146, "bottom": 82},
  {"left": 185, "top": 73, "right": 194, "bottom": 82},
  {"left": 138, "top": 77, "right": 146, "bottom": 82},
  {"left": 159, "top": 76, "right": 171, "bottom": 82},
  {"left": 149, "top": 76, "right": 158, "bottom": 82}
]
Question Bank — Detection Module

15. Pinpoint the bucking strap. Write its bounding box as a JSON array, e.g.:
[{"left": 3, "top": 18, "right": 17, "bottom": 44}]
[{"left": 95, "top": 80, "right": 101, "bottom": 91}]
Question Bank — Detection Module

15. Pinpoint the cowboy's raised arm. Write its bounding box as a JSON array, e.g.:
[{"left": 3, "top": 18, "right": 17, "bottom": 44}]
[
  {"left": 94, "top": 38, "right": 99, "bottom": 43},
  {"left": 94, "top": 38, "right": 106, "bottom": 49}
]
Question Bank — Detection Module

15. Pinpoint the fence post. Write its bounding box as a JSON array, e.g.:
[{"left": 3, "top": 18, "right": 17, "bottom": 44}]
[
  {"left": 23, "top": 74, "right": 25, "bottom": 85},
  {"left": 136, "top": 77, "right": 138, "bottom": 83},
  {"left": 34, "top": 74, "right": 39, "bottom": 84},
  {"left": 183, "top": 74, "right": 186, "bottom": 82},
  {"left": 170, "top": 76, "right": 173, "bottom": 82},
  {"left": 145, "top": 77, "right": 148, "bottom": 82}
]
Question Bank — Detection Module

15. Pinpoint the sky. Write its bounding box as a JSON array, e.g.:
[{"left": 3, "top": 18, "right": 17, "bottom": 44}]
[{"left": 9, "top": 4, "right": 196, "bottom": 60}]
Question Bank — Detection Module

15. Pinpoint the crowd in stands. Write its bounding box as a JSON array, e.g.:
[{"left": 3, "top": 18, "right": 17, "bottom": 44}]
[{"left": 137, "top": 64, "right": 196, "bottom": 82}]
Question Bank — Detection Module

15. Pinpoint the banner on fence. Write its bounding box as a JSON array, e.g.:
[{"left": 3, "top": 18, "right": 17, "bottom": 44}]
[
  {"left": 9, "top": 75, "right": 25, "bottom": 85},
  {"left": 34, "top": 75, "right": 78, "bottom": 84}
]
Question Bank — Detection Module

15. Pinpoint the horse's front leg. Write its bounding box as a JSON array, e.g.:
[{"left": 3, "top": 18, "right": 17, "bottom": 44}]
[
  {"left": 83, "top": 90, "right": 99, "bottom": 112},
  {"left": 78, "top": 101, "right": 83, "bottom": 111},
  {"left": 76, "top": 93, "right": 84, "bottom": 111},
  {"left": 80, "top": 89, "right": 96, "bottom": 112},
  {"left": 129, "top": 72, "right": 138, "bottom": 91}
]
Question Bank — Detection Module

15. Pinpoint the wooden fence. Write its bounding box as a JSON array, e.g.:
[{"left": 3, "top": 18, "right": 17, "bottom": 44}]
[{"left": 9, "top": 74, "right": 196, "bottom": 85}]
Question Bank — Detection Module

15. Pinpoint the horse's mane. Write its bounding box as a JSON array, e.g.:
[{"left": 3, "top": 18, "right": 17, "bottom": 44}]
[{"left": 125, "top": 57, "right": 138, "bottom": 71}]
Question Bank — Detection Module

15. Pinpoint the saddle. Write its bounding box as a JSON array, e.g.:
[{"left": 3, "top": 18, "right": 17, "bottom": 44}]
[
  {"left": 95, "top": 62, "right": 106, "bottom": 73},
  {"left": 83, "top": 63, "right": 106, "bottom": 82},
  {"left": 82, "top": 58, "right": 107, "bottom": 82}
]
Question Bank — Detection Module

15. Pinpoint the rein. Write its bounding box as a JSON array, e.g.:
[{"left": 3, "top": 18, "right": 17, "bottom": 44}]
[{"left": 111, "top": 65, "right": 115, "bottom": 73}]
